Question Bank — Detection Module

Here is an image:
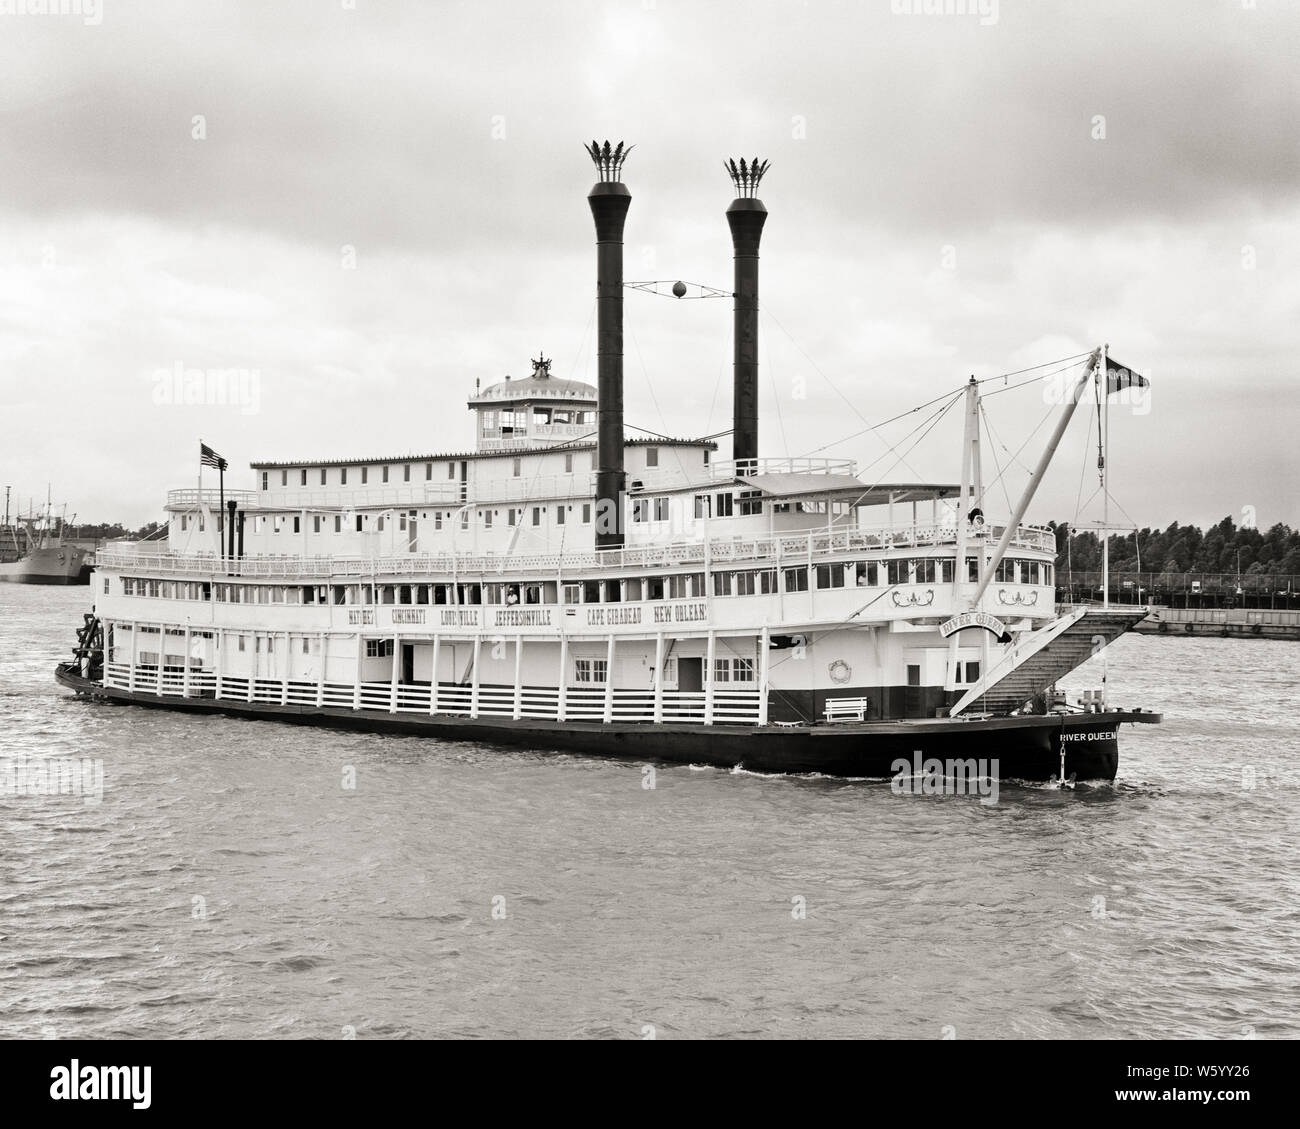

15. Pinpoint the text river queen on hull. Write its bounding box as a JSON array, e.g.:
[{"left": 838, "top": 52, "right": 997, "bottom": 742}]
[{"left": 55, "top": 143, "right": 1160, "bottom": 781}]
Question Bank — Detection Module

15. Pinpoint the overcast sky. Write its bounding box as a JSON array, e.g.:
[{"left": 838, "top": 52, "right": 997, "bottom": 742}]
[{"left": 1, "top": 0, "right": 1297, "bottom": 532}]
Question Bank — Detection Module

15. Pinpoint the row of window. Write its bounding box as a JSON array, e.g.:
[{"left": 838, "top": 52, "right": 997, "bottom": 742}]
[
  {"left": 261, "top": 461, "right": 466, "bottom": 491},
  {"left": 115, "top": 556, "right": 1052, "bottom": 608}
]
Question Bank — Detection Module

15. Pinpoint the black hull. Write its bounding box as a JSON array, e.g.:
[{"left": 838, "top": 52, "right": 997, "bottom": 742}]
[{"left": 55, "top": 665, "right": 1158, "bottom": 781}]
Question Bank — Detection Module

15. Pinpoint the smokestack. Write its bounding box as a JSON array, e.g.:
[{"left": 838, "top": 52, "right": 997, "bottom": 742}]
[
  {"left": 725, "top": 157, "right": 769, "bottom": 470},
  {"left": 586, "top": 140, "right": 632, "bottom": 550}
]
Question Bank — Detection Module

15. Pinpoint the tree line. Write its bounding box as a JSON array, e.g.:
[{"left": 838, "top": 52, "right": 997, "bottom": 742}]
[{"left": 1050, "top": 516, "right": 1300, "bottom": 576}]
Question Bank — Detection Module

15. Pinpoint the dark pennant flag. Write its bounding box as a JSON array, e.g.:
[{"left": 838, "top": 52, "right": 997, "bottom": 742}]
[
  {"left": 1104, "top": 354, "right": 1149, "bottom": 393},
  {"left": 200, "top": 442, "right": 228, "bottom": 471}
]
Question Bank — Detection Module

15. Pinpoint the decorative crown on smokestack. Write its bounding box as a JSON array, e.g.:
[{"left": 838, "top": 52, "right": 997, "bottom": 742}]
[
  {"left": 586, "top": 140, "right": 633, "bottom": 182},
  {"left": 725, "top": 157, "right": 770, "bottom": 198}
]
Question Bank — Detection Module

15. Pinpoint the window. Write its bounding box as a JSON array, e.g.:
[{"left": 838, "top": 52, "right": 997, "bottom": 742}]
[
  {"left": 356, "top": 515, "right": 364, "bottom": 532},
  {"left": 574, "top": 657, "right": 608, "bottom": 684},
  {"left": 887, "top": 559, "right": 909, "bottom": 585},
  {"left": 448, "top": 462, "right": 456, "bottom": 480},
  {"left": 508, "top": 508, "right": 516, "bottom": 527},
  {"left": 783, "top": 567, "right": 809, "bottom": 592},
  {"left": 715, "top": 493, "right": 734, "bottom": 517},
  {"left": 484, "top": 511, "right": 493, "bottom": 529},
  {"left": 738, "top": 490, "right": 762, "bottom": 516},
  {"left": 382, "top": 466, "right": 389, "bottom": 483},
  {"left": 335, "top": 515, "right": 342, "bottom": 533},
  {"left": 293, "top": 516, "right": 301, "bottom": 534},
  {"left": 361, "top": 466, "right": 368, "bottom": 484},
  {"left": 646, "top": 446, "right": 659, "bottom": 467},
  {"left": 426, "top": 462, "right": 433, "bottom": 480},
  {"left": 261, "top": 471, "right": 268, "bottom": 491},
  {"left": 377, "top": 516, "right": 385, "bottom": 532},
  {"left": 404, "top": 464, "right": 410, "bottom": 482},
  {"left": 513, "top": 458, "right": 521, "bottom": 477},
  {"left": 965, "top": 661, "right": 980, "bottom": 683},
  {"left": 816, "top": 563, "right": 846, "bottom": 589},
  {"left": 281, "top": 470, "right": 288, "bottom": 486},
  {"left": 238, "top": 635, "right": 246, "bottom": 652},
  {"left": 321, "top": 468, "right": 327, "bottom": 485},
  {"left": 532, "top": 507, "right": 541, "bottom": 527},
  {"left": 302, "top": 638, "right": 310, "bottom": 654},
  {"left": 460, "top": 511, "right": 469, "bottom": 529},
  {"left": 713, "top": 572, "right": 732, "bottom": 597},
  {"left": 365, "top": 639, "right": 395, "bottom": 658},
  {"left": 556, "top": 506, "right": 566, "bottom": 525},
  {"left": 653, "top": 497, "right": 669, "bottom": 521},
  {"left": 914, "top": 558, "right": 937, "bottom": 583},
  {"left": 710, "top": 657, "right": 755, "bottom": 683},
  {"left": 564, "top": 453, "right": 574, "bottom": 474},
  {"left": 735, "top": 572, "right": 758, "bottom": 596},
  {"left": 632, "top": 499, "right": 649, "bottom": 524},
  {"left": 582, "top": 504, "right": 591, "bottom": 524},
  {"left": 694, "top": 495, "right": 711, "bottom": 519},
  {"left": 341, "top": 467, "right": 348, "bottom": 485},
  {"left": 563, "top": 584, "right": 581, "bottom": 604}
]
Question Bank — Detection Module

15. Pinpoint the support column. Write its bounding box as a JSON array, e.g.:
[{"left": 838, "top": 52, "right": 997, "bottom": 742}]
[
  {"left": 704, "top": 630, "right": 716, "bottom": 725},
  {"left": 653, "top": 631, "right": 665, "bottom": 724},
  {"left": 758, "top": 625, "right": 770, "bottom": 726},
  {"left": 469, "top": 634, "right": 481, "bottom": 718},
  {"left": 429, "top": 635, "right": 441, "bottom": 715},
  {"left": 156, "top": 625, "right": 165, "bottom": 695},
  {"left": 353, "top": 635, "right": 363, "bottom": 710},
  {"left": 513, "top": 634, "right": 523, "bottom": 720},
  {"left": 557, "top": 635, "right": 568, "bottom": 721},
  {"left": 389, "top": 634, "right": 400, "bottom": 713},
  {"left": 128, "top": 620, "right": 138, "bottom": 692},
  {"left": 246, "top": 634, "right": 255, "bottom": 702},
  {"left": 316, "top": 632, "right": 326, "bottom": 707},
  {"left": 281, "top": 631, "right": 290, "bottom": 705},
  {"left": 213, "top": 627, "right": 223, "bottom": 700},
  {"left": 602, "top": 634, "right": 616, "bottom": 722},
  {"left": 182, "top": 625, "right": 192, "bottom": 697}
]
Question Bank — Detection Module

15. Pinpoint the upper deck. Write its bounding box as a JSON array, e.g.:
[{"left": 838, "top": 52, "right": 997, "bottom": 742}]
[{"left": 99, "top": 519, "right": 1056, "bottom": 581}]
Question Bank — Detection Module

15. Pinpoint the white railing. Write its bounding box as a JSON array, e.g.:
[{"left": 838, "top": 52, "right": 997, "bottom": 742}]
[
  {"left": 98, "top": 522, "right": 1055, "bottom": 579},
  {"left": 100, "top": 664, "right": 762, "bottom": 724},
  {"left": 165, "top": 489, "right": 258, "bottom": 509}
]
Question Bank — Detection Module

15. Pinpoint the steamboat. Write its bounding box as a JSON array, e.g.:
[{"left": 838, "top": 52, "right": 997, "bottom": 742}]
[{"left": 55, "top": 143, "right": 1159, "bottom": 780}]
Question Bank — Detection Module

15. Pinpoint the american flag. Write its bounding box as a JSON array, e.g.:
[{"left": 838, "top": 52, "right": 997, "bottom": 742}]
[{"left": 200, "top": 442, "right": 227, "bottom": 471}]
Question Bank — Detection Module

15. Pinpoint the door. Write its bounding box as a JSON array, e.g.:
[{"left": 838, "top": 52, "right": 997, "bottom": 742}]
[
  {"left": 402, "top": 644, "right": 415, "bottom": 684},
  {"left": 407, "top": 518, "right": 417, "bottom": 553},
  {"left": 904, "top": 663, "right": 922, "bottom": 718},
  {"left": 678, "top": 657, "right": 703, "bottom": 692}
]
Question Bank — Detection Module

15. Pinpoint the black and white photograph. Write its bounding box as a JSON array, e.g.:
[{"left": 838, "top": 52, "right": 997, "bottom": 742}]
[{"left": 1, "top": 0, "right": 1296, "bottom": 1104}]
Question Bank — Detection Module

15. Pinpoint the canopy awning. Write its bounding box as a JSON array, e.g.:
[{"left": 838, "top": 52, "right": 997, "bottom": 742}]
[{"left": 737, "top": 475, "right": 961, "bottom": 504}]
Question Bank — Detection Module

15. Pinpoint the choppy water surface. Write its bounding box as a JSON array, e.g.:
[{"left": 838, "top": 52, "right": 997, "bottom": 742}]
[{"left": 1, "top": 586, "right": 1296, "bottom": 1039}]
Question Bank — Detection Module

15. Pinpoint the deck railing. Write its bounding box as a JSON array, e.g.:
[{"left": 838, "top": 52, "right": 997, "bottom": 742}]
[
  {"left": 102, "top": 662, "right": 761, "bottom": 723},
  {"left": 98, "top": 521, "right": 1055, "bottom": 579}
]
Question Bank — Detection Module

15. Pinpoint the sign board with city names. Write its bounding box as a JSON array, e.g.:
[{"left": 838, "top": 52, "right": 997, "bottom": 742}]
[{"left": 939, "top": 611, "right": 1008, "bottom": 639}]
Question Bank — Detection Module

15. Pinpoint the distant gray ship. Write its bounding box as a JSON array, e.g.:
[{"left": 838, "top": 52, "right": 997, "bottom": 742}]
[{"left": 0, "top": 491, "right": 91, "bottom": 585}]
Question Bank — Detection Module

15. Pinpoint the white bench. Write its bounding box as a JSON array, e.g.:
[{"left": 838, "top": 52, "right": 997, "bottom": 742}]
[{"left": 824, "top": 697, "right": 869, "bottom": 722}]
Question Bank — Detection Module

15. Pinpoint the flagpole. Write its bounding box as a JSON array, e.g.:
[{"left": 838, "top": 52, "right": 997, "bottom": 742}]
[
  {"left": 1102, "top": 342, "right": 1110, "bottom": 611},
  {"left": 219, "top": 459, "right": 226, "bottom": 574},
  {"left": 198, "top": 438, "right": 204, "bottom": 553}
]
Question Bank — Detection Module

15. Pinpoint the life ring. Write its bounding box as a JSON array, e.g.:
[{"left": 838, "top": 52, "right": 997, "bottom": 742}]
[{"left": 1184, "top": 623, "right": 1195, "bottom": 634}]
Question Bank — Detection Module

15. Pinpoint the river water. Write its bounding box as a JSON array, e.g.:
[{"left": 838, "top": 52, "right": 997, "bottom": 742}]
[{"left": 1, "top": 585, "right": 1296, "bottom": 1039}]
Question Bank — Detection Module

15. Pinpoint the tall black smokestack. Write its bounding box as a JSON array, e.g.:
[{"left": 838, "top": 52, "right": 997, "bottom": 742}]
[
  {"left": 586, "top": 140, "right": 633, "bottom": 551},
  {"left": 725, "top": 157, "right": 769, "bottom": 469}
]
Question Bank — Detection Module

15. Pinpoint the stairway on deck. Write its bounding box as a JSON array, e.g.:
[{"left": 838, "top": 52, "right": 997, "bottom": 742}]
[{"left": 969, "top": 608, "right": 1148, "bottom": 715}]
